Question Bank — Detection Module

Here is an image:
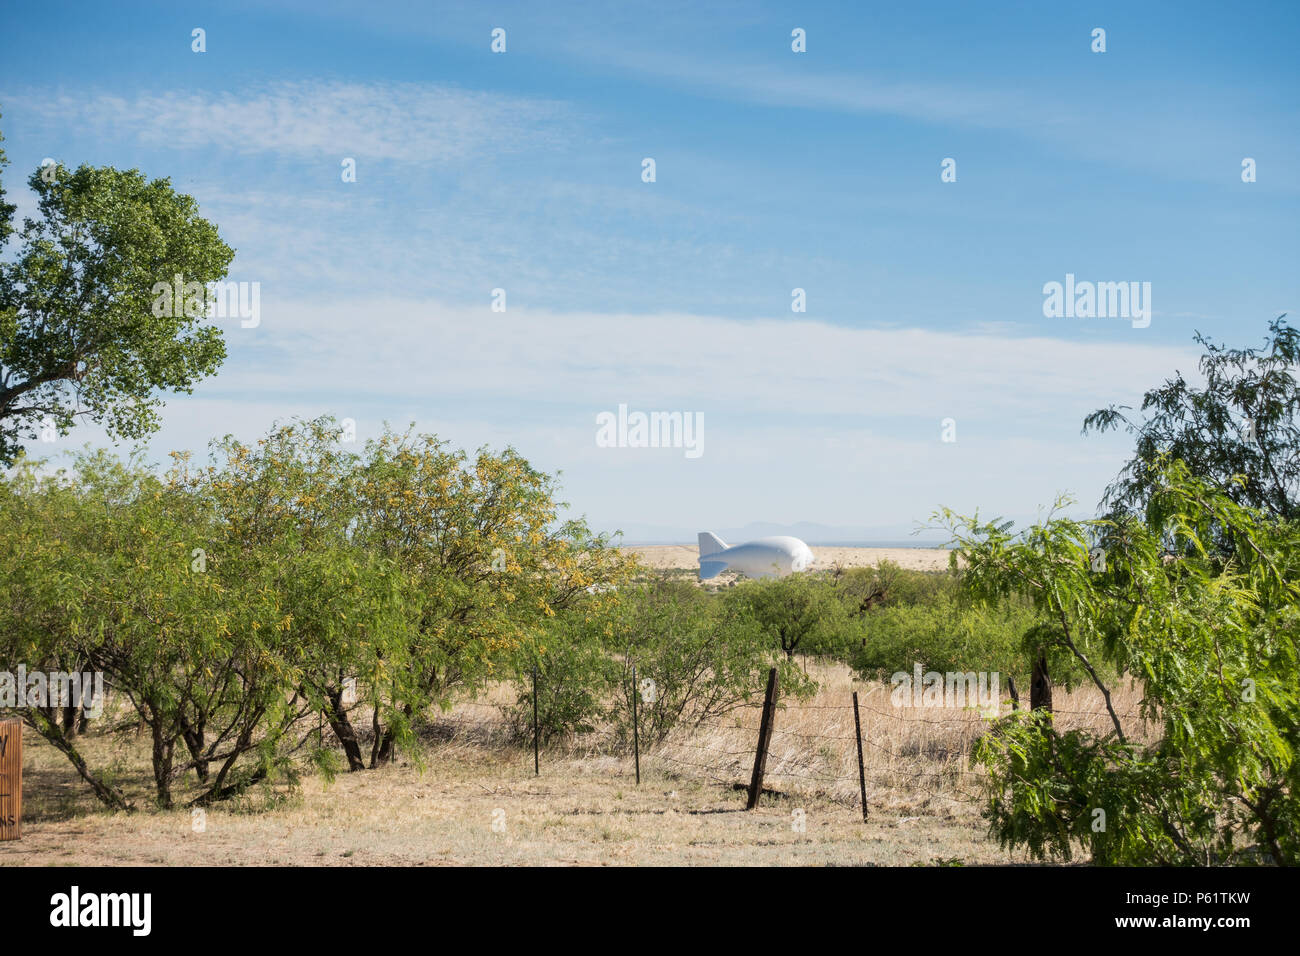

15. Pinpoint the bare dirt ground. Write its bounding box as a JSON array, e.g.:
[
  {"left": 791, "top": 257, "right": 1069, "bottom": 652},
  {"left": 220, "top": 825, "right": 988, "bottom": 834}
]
[
  {"left": 623, "top": 545, "right": 959, "bottom": 574},
  {"left": 2, "top": 750, "right": 1005, "bottom": 867},
  {"left": 0, "top": 665, "right": 1148, "bottom": 866}
]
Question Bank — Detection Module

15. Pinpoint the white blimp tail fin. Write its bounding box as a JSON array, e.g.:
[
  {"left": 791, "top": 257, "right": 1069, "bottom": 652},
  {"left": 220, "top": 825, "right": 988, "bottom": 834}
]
[
  {"left": 698, "top": 559, "right": 729, "bottom": 580},
  {"left": 697, "top": 531, "right": 728, "bottom": 557}
]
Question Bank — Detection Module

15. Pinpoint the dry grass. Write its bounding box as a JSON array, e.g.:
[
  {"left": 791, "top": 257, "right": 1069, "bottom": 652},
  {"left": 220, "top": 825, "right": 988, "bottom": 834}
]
[
  {"left": 0, "top": 663, "right": 1154, "bottom": 866},
  {"left": 657, "top": 664, "right": 1154, "bottom": 815}
]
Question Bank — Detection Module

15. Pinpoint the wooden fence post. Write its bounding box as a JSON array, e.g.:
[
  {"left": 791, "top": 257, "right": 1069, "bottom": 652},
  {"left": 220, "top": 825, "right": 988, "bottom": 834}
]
[
  {"left": 852, "top": 692, "right": 868, "bottom": 823},
  {"left": 746, "top": 667, "right": 779, "bottom": 810},
  {"left": 0, "top": 718, "right": 21, "bottom": 841},
  {"left": 631, "top": 664, "right": 640, "bottom": 786},
  {"left": 532, "top": 664, "right": 540, "bottom": 776},
  {"left": 1030, "top": 653, "right": 1053, "bottom": 713}
]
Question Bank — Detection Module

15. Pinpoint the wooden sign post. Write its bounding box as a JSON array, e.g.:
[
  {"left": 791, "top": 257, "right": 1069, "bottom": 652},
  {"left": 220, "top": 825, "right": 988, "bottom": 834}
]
[{"left": 0, "top": 718, "right": 21, "bottom": 841}]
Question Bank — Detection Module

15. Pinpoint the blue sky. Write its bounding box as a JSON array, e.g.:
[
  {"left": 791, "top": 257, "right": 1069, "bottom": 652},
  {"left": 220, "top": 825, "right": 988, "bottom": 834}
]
[{"left": 2, "top": 0, "right": 1297, "bottom": 540}]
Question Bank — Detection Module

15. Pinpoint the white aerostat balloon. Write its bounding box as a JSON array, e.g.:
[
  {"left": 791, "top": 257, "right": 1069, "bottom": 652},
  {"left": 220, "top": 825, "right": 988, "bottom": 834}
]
[{"left": 696, "top": 532, "right": 815, "bottom": 580}]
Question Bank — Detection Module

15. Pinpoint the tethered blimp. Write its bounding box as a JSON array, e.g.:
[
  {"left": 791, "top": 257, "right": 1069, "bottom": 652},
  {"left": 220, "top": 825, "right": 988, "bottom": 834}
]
[{"left": 697, "top": 532, "right": 816, "bottom": 580}]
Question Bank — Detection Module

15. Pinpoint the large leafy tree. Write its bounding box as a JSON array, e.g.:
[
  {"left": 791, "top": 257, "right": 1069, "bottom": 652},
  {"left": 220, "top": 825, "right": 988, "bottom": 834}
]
[
  {"left": 186, "top": 418, "right": 421, "bottom": 775},
  {"left": 348, "top": 423, "right": 639, "bottom": 769},
  {"left": 0, "top": 446, "right": 387, "bottom": 810},
  {"left": 1083, "top": 316, "right": 1300, "bottom": 524},
  {"left": 168, "top": 417, "right": 639, "bottom": 774},
  {"left": 0, "top": 147, "right": 234, "bottom": 464},
  {"left": 0, "top": 454, "right": 136, "bottom": 810},
  {"left": 161, "top": 427, "right": 413, "bottom": 794}
]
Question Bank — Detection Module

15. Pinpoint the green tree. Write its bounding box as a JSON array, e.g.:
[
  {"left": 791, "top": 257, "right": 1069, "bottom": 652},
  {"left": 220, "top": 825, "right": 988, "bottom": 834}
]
[
  {"left": 190, "top": 419, "right": 422, "bottom": 774},
  {"left": 166, "top": 423, "right": 414, "bottom": 790},
  {"left": 0, "top": 113, "right": 16, "bottom": 245},
  {"left": 0, "top": 436, "right": 407, "bottom": 808},
  {"left": 349, "top": 424, "right": 637, "bottom": 767},
  {"left": 847, "top": 591, "right": 1065, "bottom": 703},
  {"left": 944, "top": 461, "right": 1299, "bottom": 864},
  {"left": 0, "top": 455, "right": 135, "bottom": 810},
  {"left": 70, "top": 451, "right": 299, "bottom": 809},
  {"left": 611, "top": 577, "right": 816, "bottom": 743},
  {"left": 25, "top": 448, "right": 333, "bottom": 809},
  {"left": 0, "top": 156, "right": 234, "bottom": 465},
  {"left": 1084, "top": 316, "right": 1300, "bottom": 525},
  {"left": 507, "top": 575, "right": 815, "bottom": 746},
  {"left": 722, "top": 573, "right": 852, "bottom": 661}
]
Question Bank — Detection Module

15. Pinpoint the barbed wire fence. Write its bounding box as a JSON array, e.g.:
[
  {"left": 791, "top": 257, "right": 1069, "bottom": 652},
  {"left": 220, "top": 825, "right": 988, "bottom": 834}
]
[
  {"left": 645, "top": 673, "right": 993, "bottom": 817},
  {"left": 410, "top": 666, "right": 1151, "bottom": 822}
]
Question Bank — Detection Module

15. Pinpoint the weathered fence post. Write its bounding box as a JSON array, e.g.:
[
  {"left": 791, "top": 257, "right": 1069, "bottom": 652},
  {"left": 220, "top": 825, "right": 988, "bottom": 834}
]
[
  {"left": 746, "top": 667, "right": 779, "bottom": 810},
  {"left": 0, "top": 718, "right": 21, "bottom": 841},
  {"left": 852, "top": 691, "right": 868, "bottom": 823},
  {"left": 631, "top": 664, "right": 641, "bottom": 786},
  {"left": 532, "top": 664, "right": 540, "bottom": 776},
  {"left": 1030, "top": 653, "right": 1053, "bottom": 713}
]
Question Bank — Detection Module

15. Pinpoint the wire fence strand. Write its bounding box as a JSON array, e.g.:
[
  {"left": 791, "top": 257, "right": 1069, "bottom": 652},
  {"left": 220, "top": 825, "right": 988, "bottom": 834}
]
[{"left": 425, "top": 679, "right": 1157, "bottom": 817}]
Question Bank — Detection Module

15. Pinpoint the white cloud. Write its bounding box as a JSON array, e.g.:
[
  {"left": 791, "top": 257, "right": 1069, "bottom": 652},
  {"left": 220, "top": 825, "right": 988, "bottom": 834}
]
[
  {"left": 225, "top": 298, "right": 1198, "bottom": 417},
  {"left": 36, "top": 299, "right": 1198, "bottom": 529}
]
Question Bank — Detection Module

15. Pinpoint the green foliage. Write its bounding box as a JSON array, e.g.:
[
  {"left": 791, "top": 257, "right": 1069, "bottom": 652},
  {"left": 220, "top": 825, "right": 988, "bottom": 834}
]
[
  {"left": 178, "top": 420, "right": 418, "bottom": 776},
  {"left": 829, "top": 560, "right": 958, "bottom": 614},
  {"left": 839, "top": 564, "right": 1108, "bottom": 697},
  {"left": 1084, "top": 316, "right": 1300, "bottom": 525},
  {"left": 505, "top": 613, "right": 619, "bottom": 742},
  {"left": 612, "top": 577, "right": 816, "bottom": 742},
  {"left": 0, "top": 159, "right": 234, "bottom": 464},
  {"left": 506, "top": 575, "right": 816, "bottom": 745},
  {"left": 847, "top": 592, "right": 1042, "bottom": 688},
  {"left": 0, "top": 442, "right": 404, "bottom": 807},
  {"left": 944, "top": 461, "right": 1300, "bottom": 864},
  {"left": 720, "top": 572, "right": 854, "bottom": 660},
  {"left": 0, "top": 417, "right": 638, "bottom": 804},
  {"left": 351, "top": 425, "right": 635, "bottom": 696},
  {"left": 0, "top": 112, "right": 14, "bottom": 245}
]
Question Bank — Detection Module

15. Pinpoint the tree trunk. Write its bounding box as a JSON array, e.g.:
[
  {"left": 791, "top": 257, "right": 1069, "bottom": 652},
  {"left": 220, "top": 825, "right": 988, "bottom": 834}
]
[
  {"left": 369, "top": 704, "right": 384, "bottom": 768},
  {"left": 151, "top": 722, "right": 175, "bottom": 809},
  {"left": 61, "top": 702, "right": 80, "bottom": 739},
  {"left": 375, "top": 703, "right": 414, "bottom": 766},
  {"left": 179, "top": 714, "right": 209, "bottom": 782},
  {"left": 25, "top": 710, "right": 134, "bottom": 812},
  {"left": 325, "top": 688, "right": 366, "bottom": 772},
  {"left": 200, "top": 715, "right": 262, "bottom": 803},
  {"left": 195, "top": 766, "right": 268, "bottom": 806}
]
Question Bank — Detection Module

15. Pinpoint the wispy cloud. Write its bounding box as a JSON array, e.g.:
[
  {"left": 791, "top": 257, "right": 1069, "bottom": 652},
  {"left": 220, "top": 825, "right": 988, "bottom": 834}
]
[
  {"left": 587, "top": 47, "right": 1036, "bottom": 130},
  {"left": 553, "top": 42, "right": 1299, "bottom": 187},
  {"left": 8, "top": 80, "right": 575, "bottom": 163}
]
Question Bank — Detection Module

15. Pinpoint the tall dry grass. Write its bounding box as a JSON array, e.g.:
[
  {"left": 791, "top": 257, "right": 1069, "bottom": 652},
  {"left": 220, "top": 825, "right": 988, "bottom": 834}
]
[{"left": 5, "top": 661, "right": 1160, "bottom": 865}]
